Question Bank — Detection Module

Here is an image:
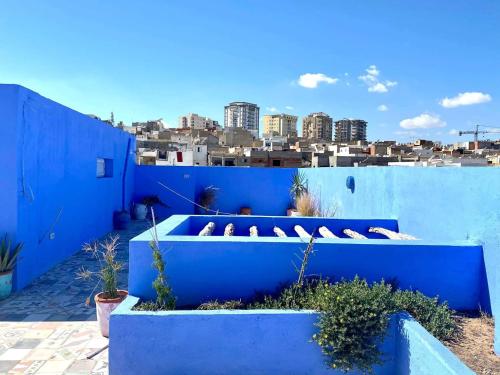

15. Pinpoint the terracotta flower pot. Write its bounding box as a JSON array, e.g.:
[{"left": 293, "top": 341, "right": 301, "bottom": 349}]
[
  {"left": 240, "top": 207, "right": 252, "bottom": 215},
  {"left": 95, "top": 290, "right": 128, "bottom": 337},
  {"left": 0, "top": 270, "right": 13, "bottom": 300}
]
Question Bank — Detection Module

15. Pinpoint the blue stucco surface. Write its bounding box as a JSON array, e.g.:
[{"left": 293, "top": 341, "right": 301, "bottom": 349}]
[
  {"left": 134, "top": 165, "right": 295, "bottom": 217},
  {"left": 301, "top": 167, "right": 500, "bottom": 354},
  {"left": 110, "top": 295, "right": 398, "bottom": 375},
  {"left": 0, "top": 85, "right": 136, "bottom": 290},
  {"left": 110, "top": 296, "right": 472, "bottom": 375},
  {"left": 129, "top": 215, "right": 484, "bottom": 310}
]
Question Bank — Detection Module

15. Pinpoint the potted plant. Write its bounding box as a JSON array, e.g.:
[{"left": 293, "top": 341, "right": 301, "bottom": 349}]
[
  {"left": 77, "top": 235, "right": 127, "bottom": 337},
  {"left": 134, "top": 195, "right": 168, "bottom": 220},
  {"left": 288, "top": 171, "right": 308, "bottom": 216},
  {"left": 197, "top": 186, "right": 218, "bottom": 214},
  {"left": 0, "top": 235, "right": 23, "bottom": 300}
]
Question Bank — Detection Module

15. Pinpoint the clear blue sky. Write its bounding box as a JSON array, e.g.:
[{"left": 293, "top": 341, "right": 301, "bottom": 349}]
[{"left": 1, "top": 0, "right": 499, "bottom": 142}]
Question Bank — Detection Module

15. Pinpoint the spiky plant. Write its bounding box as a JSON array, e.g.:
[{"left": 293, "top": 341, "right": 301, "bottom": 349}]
[
  {"left": 290, "top": 171, "right": 308, "bottom": 201},
  {"left": 77, "top": 235, "right": 123, "bottom": 303},
  {"left": 0, "top": 235, "right": 23, "bottom": 273}
]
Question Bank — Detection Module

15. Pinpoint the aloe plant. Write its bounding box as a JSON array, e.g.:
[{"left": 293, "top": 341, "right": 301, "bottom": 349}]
[{"left": 0, "top": 235, "right": 23, "bottom": 273}]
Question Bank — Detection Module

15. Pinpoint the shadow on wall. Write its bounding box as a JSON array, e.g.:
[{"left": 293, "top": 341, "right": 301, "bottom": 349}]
[
  {"left": 133, "top": 166, "right": 298, "bottom": 218},
  {"left": 0, "top": 84, "right": 136, "bottom": 291}
]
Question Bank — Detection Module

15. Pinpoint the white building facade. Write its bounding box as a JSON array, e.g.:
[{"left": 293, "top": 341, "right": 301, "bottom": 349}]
[{"left": 224, "top": 102, "right": 260, "bottom": 137}]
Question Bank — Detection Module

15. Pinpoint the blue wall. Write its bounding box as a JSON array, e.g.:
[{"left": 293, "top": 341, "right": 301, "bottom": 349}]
[
  {"left": 110, "top": 295, "right": 398, "bottom": 375},
  {"left": 110, "top": 297, "right": 472, "bottom": 375},
  {"left": 0, "top": 85, "right": 136, "bottom": 290},
  {"left": 0, "top": 86, "right": 19, "bottom": 237},
  {"left": 134, "top": 166, "right": 295, "bottom": 218},
  {"left": 129, "top": 215, "right": 484, "bottom": 310},
  {"left": 301, "top": 167, "right": 500, "bottom": 353}
]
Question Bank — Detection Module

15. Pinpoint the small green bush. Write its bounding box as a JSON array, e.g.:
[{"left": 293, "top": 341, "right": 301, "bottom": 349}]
[
  {"left": 392, "top": 290, "right": 456, "bottom": 341},
  {"left": 313, "top": 277, "right": 394, "bottom": 373},
  {"left": 250, "top": 279, "right": 333, "bottom": 311},
  {"left": 197, "top": 299, "right": 245, "bottom": 310}
]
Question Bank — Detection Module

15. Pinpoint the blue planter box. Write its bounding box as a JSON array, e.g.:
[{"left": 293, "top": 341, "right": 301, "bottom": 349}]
[
  {"left": 128, "top": 215, "right": 485, "bottom": 309},
  {"left": 109, "top": 296, "right": 473, "bottom": 375},
  {"left": 110, "top": 215, "right": 483, "bottom": 374}
]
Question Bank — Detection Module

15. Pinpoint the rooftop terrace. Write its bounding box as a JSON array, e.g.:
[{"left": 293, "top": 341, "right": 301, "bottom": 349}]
[{"left": 0, "top": 85, "right": 499, "bottom": 374}]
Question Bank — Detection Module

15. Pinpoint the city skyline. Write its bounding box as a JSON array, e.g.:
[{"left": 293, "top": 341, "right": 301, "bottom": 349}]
[{"left": 1, "top": 1, "right": 499, "bottom": 143}]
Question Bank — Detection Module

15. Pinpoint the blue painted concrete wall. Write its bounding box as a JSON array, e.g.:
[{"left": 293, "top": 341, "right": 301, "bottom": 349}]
[
  {"left": 302, "top": 167, "right": 500, "bottom": 353},
  {"left": 129, "top": 215, "right": 484, "bottom": 310},
  {"left": 110, "top": 295, "right": 398, "bottom": 375},
  {"left": 395, "top": 313, "right": 474, "bottom": 374},
  {"left": 0, "top": 85, "right": 136, "bottom": 290},
  {"left": 134, "top": 166, "right": 295, "bottom": 218},
  {"left": 0, "top": 86, "right": 19, "bottom": 237},
  {"left": 110, "top": 297, "right": 471, "bottom": 375}
]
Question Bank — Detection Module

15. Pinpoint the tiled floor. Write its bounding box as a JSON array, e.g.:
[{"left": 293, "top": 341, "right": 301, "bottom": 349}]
[{"left": 0, "top": 220, "right": 150, "bottom": 375}]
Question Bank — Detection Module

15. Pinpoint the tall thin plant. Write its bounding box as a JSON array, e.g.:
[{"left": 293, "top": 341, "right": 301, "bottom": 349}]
[{"left": 150, "top": 208, "right": 175, "bottom": 309}]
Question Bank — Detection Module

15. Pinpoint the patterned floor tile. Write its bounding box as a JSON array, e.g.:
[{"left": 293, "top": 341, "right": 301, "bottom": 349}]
[
  {"left": 0, "top": 348, "right": 31, "bottom": 361},
  {"left": 0, "top": 360, "right": 17, "bottom": 373},
  {"left": 0, "top": 220, "right": 149, "bottom": 375}
]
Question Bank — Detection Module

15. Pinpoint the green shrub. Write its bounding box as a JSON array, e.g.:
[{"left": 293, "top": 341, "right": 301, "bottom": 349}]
[
  {"left": 392, "top": 290, "right": 456, "bottom": 341},
  {"left": 197, "top": 299, "right": 245, "bottom": 310},
  {"left": 250, "top": 279, "right": 333, "bottom": 311},
  {"left": 313, "top": 277, "right": 394, "bottom": 373}
]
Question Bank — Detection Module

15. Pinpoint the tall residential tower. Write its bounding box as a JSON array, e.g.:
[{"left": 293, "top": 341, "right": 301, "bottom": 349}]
[
  {"left": 224, "top": 102, "right": 259, "bottom": 137},
  {"left": 262, "top": 113, "right": 298, "bottom": 137},
  {"left": 302, "top": 112, "right": 333, "bottom": 141},
  {"left": 334, "top": 119, "right": 368, "bottom": 142}
]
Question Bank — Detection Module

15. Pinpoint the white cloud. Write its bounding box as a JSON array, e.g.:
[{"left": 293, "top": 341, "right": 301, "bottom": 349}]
[
  {"left": 440, "top": 92, "right": 492, "bottom": 108},
  {"left": 366, "top": 65, "right": 379, "bottom": 76},
  {"left": 358, "top": 65, "right": 397, "bottom": 94},
  {"left": 297, "top": 73, "right": 338, "bottom": 88},
  {"left": 400, "top": 113, "right": 446, "bottom": 129},
  {"left": 448, "top": 129, "right": 460, "bottom": 136},
  {"left": 377, "top": 104, "right": 388, "bottom": 112},
  {"left": 266, "top": 106, "right": 278, "bottom": 112},
  {"left": 285, "top": 105, "right": 294, "bottom": 110},
  {"left": 369, "top": 83, "right": 388, "bottom": 93}
]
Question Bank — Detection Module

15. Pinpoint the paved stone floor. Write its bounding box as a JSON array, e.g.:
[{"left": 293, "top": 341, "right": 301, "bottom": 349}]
[{"left": 0, "top": 220, "right": 150, "bottom": 375}]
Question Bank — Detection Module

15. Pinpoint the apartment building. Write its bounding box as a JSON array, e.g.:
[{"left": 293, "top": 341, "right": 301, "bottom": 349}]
[
  {"left": 178, "top": 113, "right": 220, "bottom": 130},
  {"left": 263, "top": 113, "right": 298, "bottom": 137},
  {"left": 334, "top": 119, "right": 368, "bottom": 142},
  {"left": 224, "top": 102, "right": 260, "bottom": 137},
  {"left": 302, "top": 112, "right": 333, "bottom": 141}
]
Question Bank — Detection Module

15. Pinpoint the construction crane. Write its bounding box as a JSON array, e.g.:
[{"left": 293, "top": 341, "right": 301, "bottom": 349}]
[{"left": 458, "top": 125, "right": 500, "bottom": 142}]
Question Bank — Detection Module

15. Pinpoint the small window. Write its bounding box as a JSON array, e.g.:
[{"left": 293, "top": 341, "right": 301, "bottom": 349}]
[
  {"left": 272, "top": 159, "right": 281, "bottom": 167},
  {"left": 97, "top": 158, "right": 113, "bottom": 178}
]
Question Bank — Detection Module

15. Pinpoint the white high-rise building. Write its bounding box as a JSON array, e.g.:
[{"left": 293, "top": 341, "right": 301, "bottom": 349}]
[{"left": 224, "top": 102, "right": 259, "bottom": 137}]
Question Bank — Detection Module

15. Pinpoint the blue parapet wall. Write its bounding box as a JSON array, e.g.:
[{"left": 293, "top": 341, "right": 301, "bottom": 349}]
[
  {"left": 134, "top": 165, "right": 296, "bottom": 218},
  {"left": 110, "top": 295, "right": 398, "bottom": 375},
  {"left": 109, "top": 296, "right": 472, "bottom": 375},
  {"left": 129, "top": 215, "right": 485, "bottom": 310},
  {"left": 0, "top": 84, "right": 136, "bottom": 290},
  {"left": 301, "top": 167, "right": 500, "bottom": 354}
]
